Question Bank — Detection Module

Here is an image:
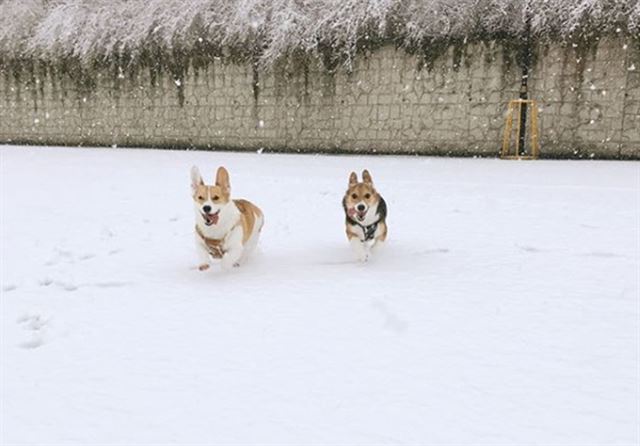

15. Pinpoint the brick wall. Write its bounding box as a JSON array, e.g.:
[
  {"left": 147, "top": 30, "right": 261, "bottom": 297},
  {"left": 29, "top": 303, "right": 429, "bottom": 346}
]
[{"left": 1, "top": 38, "right": 638, "bottom": 158}]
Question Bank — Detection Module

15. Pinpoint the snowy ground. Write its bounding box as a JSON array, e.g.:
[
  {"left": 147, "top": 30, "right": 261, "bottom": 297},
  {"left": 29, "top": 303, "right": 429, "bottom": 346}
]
[{"left": 1, "top": 145, "right": 639, "bottom": 445}]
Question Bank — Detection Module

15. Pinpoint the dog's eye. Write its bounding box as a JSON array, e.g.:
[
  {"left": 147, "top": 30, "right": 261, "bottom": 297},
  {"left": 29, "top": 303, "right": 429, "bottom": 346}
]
[
  {"left": 364, "top": 193, "right": 371, "bottom": 199},
  {"left": 212, "top": 195, "right": 220, "bottom": 201},
  {"left": 197, "top": 196, "right": 204, "bottom": 200},
  {"left": 351, "top": 193, "right": 358, "bottom": 199}
]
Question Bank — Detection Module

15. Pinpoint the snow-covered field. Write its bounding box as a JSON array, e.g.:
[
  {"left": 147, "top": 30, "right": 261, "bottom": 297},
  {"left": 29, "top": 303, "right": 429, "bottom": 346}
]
[{"left": 1, "top": 145, "right": 638, "bottom": 444}]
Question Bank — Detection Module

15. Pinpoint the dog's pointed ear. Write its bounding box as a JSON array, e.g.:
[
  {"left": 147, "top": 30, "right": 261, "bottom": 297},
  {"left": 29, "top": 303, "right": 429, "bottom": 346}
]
[
  {"left": 362, "top": 169, "right": 373, "bottom": 184},
  {"left": 215, "top": 166, "right": 230, "bottom": 190},
  {"left": 349, "top": 171, "right": 358, "bottom": 186},
  {"left": 190, "top": 166, "right": 204, "bottom": 192}
]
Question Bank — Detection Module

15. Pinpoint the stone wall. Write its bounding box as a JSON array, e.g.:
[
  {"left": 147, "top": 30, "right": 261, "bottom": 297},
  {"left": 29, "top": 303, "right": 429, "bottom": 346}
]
[
  {"left": 530, "top": 38, "right": 640, "bottom": 159},
  {"left": 1, "top": 38, "right": 638, "bottom": 158}
]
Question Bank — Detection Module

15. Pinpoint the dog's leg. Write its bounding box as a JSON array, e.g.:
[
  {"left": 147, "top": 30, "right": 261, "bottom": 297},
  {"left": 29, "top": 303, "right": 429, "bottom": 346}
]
[
  {"left": 238, "top": 215, "right": 263, "bottom": 265},
  {"left": 221, "top": 226, "right": 244, "bottom": 270},
  {"left": 371, "top": 239, "right": 385, "bottom": 255},
  {"left": 350, "top": 238, "right": 369, "bottom": 263},
  {"left": 371, "top": 222, "right": 387, "bottom": 256},
  {"left": 239, "top": 233, "right": 259, "bottom": 265},
  {"left": 194, "top": 235, "right": 211, "bottom": 271}
]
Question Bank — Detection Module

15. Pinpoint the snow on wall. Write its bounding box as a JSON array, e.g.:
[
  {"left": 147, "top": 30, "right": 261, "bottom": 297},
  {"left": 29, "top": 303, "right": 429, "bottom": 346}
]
[{"left": 0, "top": 38, "right": 638, "bottom": 158}]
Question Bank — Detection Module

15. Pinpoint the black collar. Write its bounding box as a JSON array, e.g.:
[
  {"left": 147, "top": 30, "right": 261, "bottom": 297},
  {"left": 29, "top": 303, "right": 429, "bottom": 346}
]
[{"left": 346, "top": 216, "right": 380, "bottom": 241}]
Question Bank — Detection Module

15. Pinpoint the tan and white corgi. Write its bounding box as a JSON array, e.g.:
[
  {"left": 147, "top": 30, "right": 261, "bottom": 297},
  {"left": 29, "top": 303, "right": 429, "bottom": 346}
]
[
  {"left": 190, "top": 166, "right": 263, "bottom": 271},
  {"left": 343, "top": 169, "right": 388, "bottom": 262}
]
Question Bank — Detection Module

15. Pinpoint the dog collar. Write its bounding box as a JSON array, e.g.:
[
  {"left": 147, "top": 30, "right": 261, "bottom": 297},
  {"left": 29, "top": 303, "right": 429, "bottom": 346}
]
[{"left": 346, "top": 215, "right": 380, "bottom": 242}]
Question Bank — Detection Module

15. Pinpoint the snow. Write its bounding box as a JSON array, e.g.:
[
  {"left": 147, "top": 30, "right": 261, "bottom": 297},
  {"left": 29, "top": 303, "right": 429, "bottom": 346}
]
[{"left": 1, "top": 145, "right": 639, "bottom": 444}]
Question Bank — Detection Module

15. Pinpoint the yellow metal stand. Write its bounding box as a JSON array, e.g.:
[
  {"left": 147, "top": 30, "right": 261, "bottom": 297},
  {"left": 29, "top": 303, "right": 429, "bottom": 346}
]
[{"left": 501, "top": 99, "right": 540, "bottom": 159}]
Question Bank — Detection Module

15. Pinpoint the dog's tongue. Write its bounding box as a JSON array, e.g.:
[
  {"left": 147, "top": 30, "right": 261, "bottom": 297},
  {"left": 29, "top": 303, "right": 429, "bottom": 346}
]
[
  {"left": 348, "top": 208, "right": 366, "bottom": 221},
  {"left": 205, "top": 212, "right": 219, "bottom": 225}
]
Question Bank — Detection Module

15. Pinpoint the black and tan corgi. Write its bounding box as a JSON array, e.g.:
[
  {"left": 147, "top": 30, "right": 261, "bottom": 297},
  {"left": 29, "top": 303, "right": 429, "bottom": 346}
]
[
  {"left": 343, "top": 170, "right": 387, "bottom": 262},
  {"left": 191, "top": 166, "right": 263, "bottom": 271}
]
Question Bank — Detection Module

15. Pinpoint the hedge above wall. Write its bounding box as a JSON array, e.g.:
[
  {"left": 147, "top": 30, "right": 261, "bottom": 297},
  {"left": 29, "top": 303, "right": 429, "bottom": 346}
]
[{"left": 1, "top": 0, "right": 639, "bottom": 72}]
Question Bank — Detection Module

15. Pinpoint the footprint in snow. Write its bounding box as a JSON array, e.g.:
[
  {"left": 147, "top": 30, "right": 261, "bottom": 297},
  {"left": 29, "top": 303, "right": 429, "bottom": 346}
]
[
  {"left": 17, "top": 314, "right": 49, "bottom": 349},
  {"left": 17, "top": 314, "right": 48, "bottom": 330},
  {"left": 54, "top": 248, "right": 74, "bottom": 259},
  {"left": 2, "top": 284, "right": 18, "bottom": 292},
  {"left": 20, "top": 338, "right": 45, "bottom": 349},
  {"left": 518, "top": 245, "right": 544, "bottom": 253},
  {"left": 38, "top": 277, "right": 54, "bottom": 287},
  {"left": 371, "top": 299, "right": 408, "bottom": 334},
  {"left": 581, "top": 251, "right": 626, "bottom": 259},
  {"left": 101, "top": 228, "right": 115, "bottom": 238},
  {"left": 91, "top": 281, "right": 132, "bottom": 288},
  {"left": 45, "top": 247, "right": 76, "bottom": 266},
  {"left": 56, "top": 281, "right": 78, "bottom": 292}
]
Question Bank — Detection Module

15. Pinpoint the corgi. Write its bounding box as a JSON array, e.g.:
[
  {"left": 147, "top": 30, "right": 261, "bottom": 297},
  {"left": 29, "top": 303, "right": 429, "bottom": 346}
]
[
  {"left": 190, "top": 166, "right": 263, "bottom": 271},
  {"left": 343, "top": 169, "right": 388, "bottom": 262}
]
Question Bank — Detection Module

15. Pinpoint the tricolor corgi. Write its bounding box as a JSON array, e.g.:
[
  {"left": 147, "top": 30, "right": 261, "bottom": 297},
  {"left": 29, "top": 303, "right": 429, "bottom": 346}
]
[
  {"left": 191, "top": 166, "right": 263, "bottom": 271},
  {"left": 343, "top": 170, "right": 388, "bottom": 262}
]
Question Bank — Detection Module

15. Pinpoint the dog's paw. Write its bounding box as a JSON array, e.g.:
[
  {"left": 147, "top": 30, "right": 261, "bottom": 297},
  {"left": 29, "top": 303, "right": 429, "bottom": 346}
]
[
  {"left": 221, "top": 259, "right": 241, "bottom": 271},
  {"left": 356, "top": 253, "right": 370, "bottom": 263},
  {"left": 198, "top": 264, "right": 210, "bottom": 271}
]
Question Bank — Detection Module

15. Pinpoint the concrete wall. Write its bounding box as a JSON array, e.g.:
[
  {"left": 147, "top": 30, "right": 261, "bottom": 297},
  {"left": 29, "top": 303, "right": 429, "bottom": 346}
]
[{"left": 1, "top": 38, "right": 638, "bottom": 158}]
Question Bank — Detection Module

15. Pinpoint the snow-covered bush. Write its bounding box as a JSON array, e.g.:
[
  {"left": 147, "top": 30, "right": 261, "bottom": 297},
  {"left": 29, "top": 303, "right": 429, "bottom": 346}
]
[
  {"left": 527, "top": 0, "right": 635, "bottom": 40},
  {"left": 0, "top": 0, "right": 48, "bottom": 59},
  {"left": 0, "top": 0, "right": 637, "bottom": 68}
]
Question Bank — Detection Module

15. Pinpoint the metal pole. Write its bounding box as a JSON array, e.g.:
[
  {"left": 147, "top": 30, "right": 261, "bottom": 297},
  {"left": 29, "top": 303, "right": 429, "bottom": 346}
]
[{"left": 517, "top": 16, "right": 532, "bottom": 156}]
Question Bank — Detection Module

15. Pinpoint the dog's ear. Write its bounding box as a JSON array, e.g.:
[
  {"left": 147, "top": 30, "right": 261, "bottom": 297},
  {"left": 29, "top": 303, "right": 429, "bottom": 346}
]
[
  {"left": 362, "top": 169, "right": 373, "bottom": 184},
  {"left": 349, "top": 171, "right": 358, "bottom": 186},
  {"left": 190, "top": 166, "right": 204, "bottom": 192},
  {"left": 216, "top": 166, "right": 231, "bottom": 190}
]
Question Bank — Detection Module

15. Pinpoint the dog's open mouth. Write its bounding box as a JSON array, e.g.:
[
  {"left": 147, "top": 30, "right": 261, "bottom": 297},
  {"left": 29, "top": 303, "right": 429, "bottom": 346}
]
[
  {"left": 201, "top": 210, "right": 220, "bottom": 226},
  {"left": 348, "top": 208, "right": 367, "bottom": 222}
]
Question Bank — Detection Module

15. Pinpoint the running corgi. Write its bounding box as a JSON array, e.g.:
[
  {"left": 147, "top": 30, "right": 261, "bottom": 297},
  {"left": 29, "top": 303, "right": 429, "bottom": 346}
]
[
  {"left": 343, "top": 170, "right": 388, "bottom": 262},
  {"left": 191, "top": 166, "right": 263, "bottom": 270}
]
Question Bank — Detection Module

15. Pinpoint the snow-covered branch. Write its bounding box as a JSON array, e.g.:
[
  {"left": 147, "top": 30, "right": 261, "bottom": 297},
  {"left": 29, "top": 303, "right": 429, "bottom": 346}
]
[{"left": 0, "top": 0, "right": 637, "bottom": 67}]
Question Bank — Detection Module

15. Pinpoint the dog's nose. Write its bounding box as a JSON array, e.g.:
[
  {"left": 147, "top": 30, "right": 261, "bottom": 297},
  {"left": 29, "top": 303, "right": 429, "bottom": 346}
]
[
  {"left": 202, "top": 205, "right": 212, "bottom": 213},
  {"left": 357, "top": 204, "right": 366, "bottom": 212}
]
